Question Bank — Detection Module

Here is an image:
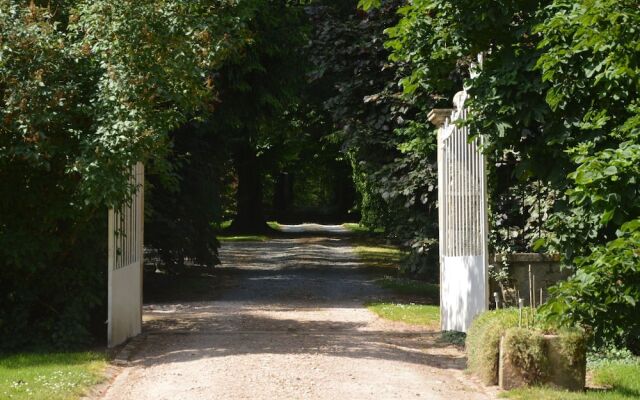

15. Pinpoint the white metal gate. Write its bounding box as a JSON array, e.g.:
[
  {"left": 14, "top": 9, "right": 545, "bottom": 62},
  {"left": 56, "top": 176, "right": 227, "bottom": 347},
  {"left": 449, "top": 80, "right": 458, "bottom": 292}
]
[
  {"left": 108, "top": 162, "right": 144, "bottom": 347},
  {"left": 436, "top": 93, "right": 489, "bottom": 332}
]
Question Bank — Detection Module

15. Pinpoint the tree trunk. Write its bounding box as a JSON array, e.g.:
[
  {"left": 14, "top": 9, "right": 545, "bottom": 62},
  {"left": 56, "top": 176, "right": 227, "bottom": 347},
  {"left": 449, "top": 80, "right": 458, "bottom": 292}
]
[
  {"left": 228, "top": 147, "right": 272, "bottom": 233},
  {"left": 333, "top": 163, "right": 357, "bottom": 221},
  {"left": 272, "top": 172, "right": 294, "bottom": 220}
]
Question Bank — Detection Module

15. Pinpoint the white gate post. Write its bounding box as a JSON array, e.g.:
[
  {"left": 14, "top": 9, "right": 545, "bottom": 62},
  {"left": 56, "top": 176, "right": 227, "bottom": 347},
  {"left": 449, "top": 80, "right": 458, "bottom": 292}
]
[
  {"left": 430, "top": 93, "right": 489, "bottom": 332},
  {"left": 108, "top": 162, "right": 144, "bottom": 347}
]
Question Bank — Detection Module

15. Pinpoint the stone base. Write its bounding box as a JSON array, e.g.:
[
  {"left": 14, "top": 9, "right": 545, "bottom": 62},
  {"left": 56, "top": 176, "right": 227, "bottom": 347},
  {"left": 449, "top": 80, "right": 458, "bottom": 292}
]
[
  {"left": 498, "top": 336, "right": 527, "bottom": 390},
  {"left": 498, "top": 334, "right": 586, "bottom": 391},
  {"left": 546, "top": 335, "right": 586, "bottom": 391}
]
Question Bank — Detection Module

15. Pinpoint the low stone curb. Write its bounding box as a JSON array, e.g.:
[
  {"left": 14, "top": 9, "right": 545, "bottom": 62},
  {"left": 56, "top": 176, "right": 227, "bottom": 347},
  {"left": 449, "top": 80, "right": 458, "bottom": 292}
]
[{"left": 112, "top": 333, "right": 147, "bottom": 366}]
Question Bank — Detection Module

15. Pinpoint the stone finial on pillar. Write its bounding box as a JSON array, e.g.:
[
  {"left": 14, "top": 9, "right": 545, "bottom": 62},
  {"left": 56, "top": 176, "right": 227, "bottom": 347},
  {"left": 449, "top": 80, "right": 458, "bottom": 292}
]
[{"left": 428, "top": 108, "right": 454, "bottom": 128}]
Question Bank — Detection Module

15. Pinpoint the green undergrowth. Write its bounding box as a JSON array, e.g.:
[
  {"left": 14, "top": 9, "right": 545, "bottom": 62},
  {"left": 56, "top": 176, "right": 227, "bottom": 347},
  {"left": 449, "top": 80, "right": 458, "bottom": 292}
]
[
  {"left": 466, "top": 309, "right": 520, "bottom": 385},
  {"left": 367, "top": 302, "right": 439, "bottom": 327},
  {"left": 503, "top": 361, "right": 640, "bottom": 400},
  {"left": 0, "top": 351, "right": 107, "bottom": 400},
  {"left": 467, "top": 308, "right": 594, "bottom": 388},
  {"left": 366, "top": 256, "right": 441, "bottom": 329},
  {"left": 342, "top": 223, "right": 384, "bottom": 234},
  {"left": 502, "top": 327, "right": 550, "bottom": 385},
  {"left": 267, "top": 221, "right": 281, "bottom": 230},
  {"left": 440, "top": 331, "right": 467, "bottom": 346},
  {"left": 354, "top": 244, "right": 403, "bottom": 269},
  {"left": 588, "top": 346, "right": 638, "bottom": 368}
]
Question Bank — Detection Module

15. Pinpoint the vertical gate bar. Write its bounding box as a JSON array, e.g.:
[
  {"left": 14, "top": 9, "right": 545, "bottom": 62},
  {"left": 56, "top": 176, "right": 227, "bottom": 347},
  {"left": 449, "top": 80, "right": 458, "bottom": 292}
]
[
  {"left": 465, "top": 113, "right": 470, "bottom": 255},
  {"left": 461, "top": 113, "right": 466, "bottom": 256},
  {"left": 134, "top": 164, "right": 139, "bottom": 262},
  {"left": 474, "top": 124, "right": 478, "bottom": 251},
  {"left": 132, "top": 165, "right": 136, "bottom": 263},
  {"left": 438, "top": 125, "right": 443, "bottom": 327},
  {"left": 477, "top": 136, "right": 481, "bottom": 254},
  {"left": 468, "top": 113, "right": 472, "bottom": 255},
  {"left": 438, "top": 126, "right": 443, "bottom": 261},
  {"left": 468, "top": 128, "right": 472, "bottom": 255},
  {"left": 118, "top": 210, "right": 122, "bottom": 268},
  {"left": 124, "top": 198, "right": 128, "bottom": 267},
  {"left": 107, "top": 207, "right": 114, "bottom": 343},
  {"left": 448, "top": 126, "right": 452, "bottom": 257},
  {"left": 454, "top": 119, "right": 461, "bottom": 256},
  {"left": 127, "top": 190, "right": 131, "bottom": 266},
  {"left": 464, "top": 110, "right": 469, "bottom": 256},
  {"left": 130, "top": 170, "right": 134, "bottom": 265},
  {"left": 482, "top": 134, "right": 489, "bottom": 305},
  {"left": 121, "top": 202, "right": 125, "bottom": 268},
  {"left": 458, "top": 117, "right": 463, "bottom": 256},
  {"left": 122, "top": 204, "right": 125, "bottom": 265},
  {"left": 138, "top": 162, "right": 145, "bottom": 322},
  {"left": 452, "top": 120, "right": 456, "bottom": 257},
  {"left": 452, "top": 121, "right": 456, "bottom": 257},
  {"left": 448, "top": 121, "right": 453, "bottom": 257},
  {"left": 132, "top": 167, "right": 136, "bottom": 263},
  {"left": 460, "top": 112, "right": 464, "bottom": 256},
  {"left": 467, "top": 113, "right": 472, "bottom": 255},
  {"left": 455, "top": 121, "right": 462, "bottom": 256},
  {"left": 445, "top": 121, "right": 450, "bottom": 257}
]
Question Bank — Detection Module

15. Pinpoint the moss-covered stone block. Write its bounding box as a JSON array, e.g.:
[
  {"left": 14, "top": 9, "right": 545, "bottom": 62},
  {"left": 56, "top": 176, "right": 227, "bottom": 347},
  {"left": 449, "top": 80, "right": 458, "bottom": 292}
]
[{"left": 498, "top": 328, "right": 586, "bottom": 391}]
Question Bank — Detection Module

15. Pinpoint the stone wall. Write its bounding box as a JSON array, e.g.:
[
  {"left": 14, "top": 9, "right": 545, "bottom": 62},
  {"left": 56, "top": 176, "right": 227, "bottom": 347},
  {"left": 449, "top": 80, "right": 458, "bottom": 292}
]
[{"left": 489, "top": 253, "right": 569, "bottom": 307}]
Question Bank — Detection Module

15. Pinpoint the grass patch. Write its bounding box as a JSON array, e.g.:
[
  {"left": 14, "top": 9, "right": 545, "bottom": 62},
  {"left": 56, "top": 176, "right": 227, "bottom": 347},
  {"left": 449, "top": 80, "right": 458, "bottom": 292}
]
[
  {"left": 342, "top": 223, "right": 384, "bottom": 234},
  {"left": 267, "top": 221, "right": 281, "bottom": 230},
  {"left": 217, "top": 235, "right": 269, "bottom": 242},
  {"left": 367, "top": 302, "right": 439, "bottom": 327},
  {"left": 0, "top": 351, "right": 107, "bottom": 400},
  {"left": 354, "top": 244, "right": 403, "bottom": 268},
  {"left": 219, "top": 220, "right": 232, "bottom": 229},
  {"left": 216, "top": 220, "right": 278, "bottom": 235},
  {"left": 503, "top": 361, "right": 640, "bottom": 400},
  {"left": 377, "top": 276, "right": 439, "bottom": 299}
]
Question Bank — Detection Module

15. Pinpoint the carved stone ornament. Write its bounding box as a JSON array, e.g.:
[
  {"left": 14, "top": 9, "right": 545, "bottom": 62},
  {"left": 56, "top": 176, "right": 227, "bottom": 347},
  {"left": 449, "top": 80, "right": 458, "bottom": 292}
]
[{"left": 428, "top": 108, "right": 454, "bottom": 128}]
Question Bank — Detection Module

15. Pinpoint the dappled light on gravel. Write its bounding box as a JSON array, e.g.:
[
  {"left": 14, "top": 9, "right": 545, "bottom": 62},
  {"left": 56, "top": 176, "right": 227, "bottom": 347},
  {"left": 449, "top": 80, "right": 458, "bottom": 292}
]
[{"left": 101, "top": 226, "right": 493, "bottom": 400}]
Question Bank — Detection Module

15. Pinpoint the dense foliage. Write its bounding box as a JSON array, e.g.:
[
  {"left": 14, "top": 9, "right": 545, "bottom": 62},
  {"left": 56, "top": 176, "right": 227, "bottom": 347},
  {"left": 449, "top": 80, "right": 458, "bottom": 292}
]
[
  {"left": 210, "top": 1, "right": 309, "bottom": 233},
  {"left": 375, "top": 0, "right": 639, "bottom": 350},
  {"left": 308, "top": 0, "right": 441, "bottom": 276},
  {"left": 0, "top": 0, "right": 242, "bottom": 347},
  {"left": 534, "top": 0, "right": 640, "bottom": 351},
  {"left": 145, "top": 123, "right": 227, "bottom": 272},
  {"left": 145, "top": 0, "right": 310, "bottom": 263}
]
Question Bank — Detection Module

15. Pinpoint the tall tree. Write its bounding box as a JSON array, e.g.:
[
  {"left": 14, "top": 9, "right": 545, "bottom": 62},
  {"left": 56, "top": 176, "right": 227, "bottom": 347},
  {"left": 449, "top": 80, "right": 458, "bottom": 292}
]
[
  {"left": 211, "top": 0, "right": 309, "bottom": 233},
  {"left": 308, "top": 0, "right": 442, "bottom": 275}
]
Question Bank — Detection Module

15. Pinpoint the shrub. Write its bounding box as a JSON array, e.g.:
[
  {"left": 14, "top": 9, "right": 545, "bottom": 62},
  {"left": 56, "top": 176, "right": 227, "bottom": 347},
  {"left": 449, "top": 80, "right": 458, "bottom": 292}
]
[
  {"left": 556, "top": 329, "right": 588, "bottom": 369},
  {"left": 145, "top": 124, "right": 224, "bottom": 272},
  {"left": 466, "top": 309, "right": 519, "bottom": 385},
  {"left": 540, "top": 219, "right": 640, "bottom": 352}
]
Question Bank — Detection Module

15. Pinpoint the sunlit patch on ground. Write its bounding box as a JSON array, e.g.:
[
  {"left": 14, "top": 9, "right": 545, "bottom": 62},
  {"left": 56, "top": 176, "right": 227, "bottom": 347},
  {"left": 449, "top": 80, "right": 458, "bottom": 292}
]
[{"left": 0, "top": 352, "right": 106, "bottom": 400}]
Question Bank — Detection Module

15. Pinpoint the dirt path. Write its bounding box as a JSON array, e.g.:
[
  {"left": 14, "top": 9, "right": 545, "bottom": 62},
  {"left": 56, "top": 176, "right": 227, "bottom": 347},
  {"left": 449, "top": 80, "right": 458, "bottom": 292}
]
[{"left": 100, "top": 225, "right": 494, "bottom": 400}]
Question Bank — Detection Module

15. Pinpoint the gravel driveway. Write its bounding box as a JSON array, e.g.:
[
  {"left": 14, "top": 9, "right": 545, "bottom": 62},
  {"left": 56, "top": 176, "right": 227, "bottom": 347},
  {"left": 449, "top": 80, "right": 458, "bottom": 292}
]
[{"left": 99, "top": 225, "right": 494, "bottom": 400}]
